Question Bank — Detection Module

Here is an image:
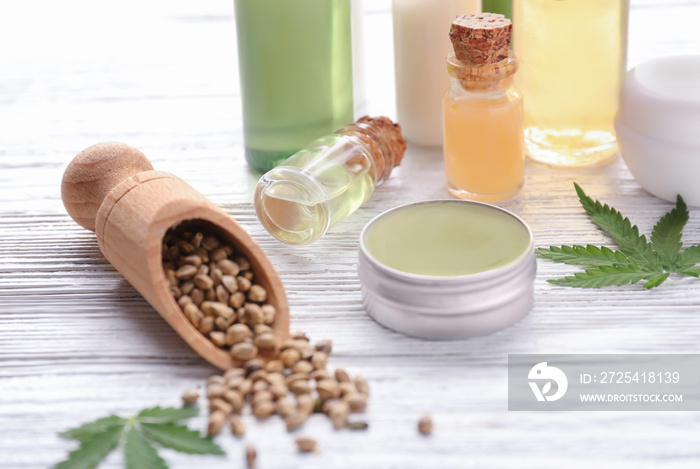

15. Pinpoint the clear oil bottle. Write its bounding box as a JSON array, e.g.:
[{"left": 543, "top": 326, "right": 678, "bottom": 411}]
[{"left": 255, "top": 117, "right": 406, "bottom": 245}]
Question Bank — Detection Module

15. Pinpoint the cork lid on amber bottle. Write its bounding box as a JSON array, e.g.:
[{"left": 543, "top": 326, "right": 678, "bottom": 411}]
[{"left": 446, "top": 13, "right": 517, "bottom": 89}]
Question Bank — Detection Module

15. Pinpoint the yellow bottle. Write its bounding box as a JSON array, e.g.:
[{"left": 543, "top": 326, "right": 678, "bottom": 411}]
[
  {"left": 513, "top": 0, "right": 629, "bottom": 166},
  {"left": 443, "top": 14, "right": 524, "bottom": 202}
]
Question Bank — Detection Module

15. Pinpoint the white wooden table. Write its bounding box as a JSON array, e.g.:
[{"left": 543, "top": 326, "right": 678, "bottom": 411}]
[{"left": 2, "top": 1, "right": 700, "bottom": 468}]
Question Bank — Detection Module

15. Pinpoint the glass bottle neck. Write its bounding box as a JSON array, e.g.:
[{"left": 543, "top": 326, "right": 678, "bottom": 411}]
[
  {"left": 337, "top": 122, "right": 395, "bottom": 185},
  {"left": 446, "top": 50, "right": 518, "bottom": 93},
  {"left": 450, "top": 75, "right": 515, "bottom": 95}
]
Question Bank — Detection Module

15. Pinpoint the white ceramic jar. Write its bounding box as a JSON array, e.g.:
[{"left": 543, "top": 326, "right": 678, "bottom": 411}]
[
  {"left": 357, "top": 200, "right": 535, "bottom": 340},
  {"left": 615, "top": 55, "right": 700, "bottom": 205}
]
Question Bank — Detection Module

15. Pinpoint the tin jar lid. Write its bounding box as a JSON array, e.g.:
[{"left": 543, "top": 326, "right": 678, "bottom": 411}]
[
  {"left": 618, "top": 55, "right": 700, "bottom": 146},
  {"left": 357, "top": 200, "right": 536, "bottom": 340}
]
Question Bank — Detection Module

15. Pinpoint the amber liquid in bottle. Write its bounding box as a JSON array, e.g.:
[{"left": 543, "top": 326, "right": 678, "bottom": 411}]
[{"left": 443, "top": 52, "right": 524, "bottom": 201}]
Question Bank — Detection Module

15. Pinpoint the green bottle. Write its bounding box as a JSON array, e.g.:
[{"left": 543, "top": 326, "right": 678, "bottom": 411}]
[
  {"left": 482, "top": 0, "right": 512, "bottom": 18},
  {"left": 234, "top": 0, "right": 354, "bottom": 173}
]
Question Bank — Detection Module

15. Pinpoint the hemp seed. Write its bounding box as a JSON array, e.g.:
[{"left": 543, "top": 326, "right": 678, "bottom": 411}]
[
  {"left": 265, "top": 359, "right": 284, "bottom": 373},
  {"left": 235, "top": 275, "right": 250, "bottom": 292},
  {"left": 418, "top": 415, "right": 433, "bottom": 435},
  {"left": 248, "top": 284, "right": 267, "bottom": 303},
  {"left": 223, "top": 389, "right": 244, "bottom": 413},
  {"left": 245, "top": 444, "right": 257, "bottom": 469},
  {"left": 311, "top": 351, "right": 328, "bottom": 370},
  {"left": 296, "top": 394, "right": 315, "bottom": 416},
  {"left": 210, "top": 248, "right": 228, "bottom": 262},
  {"left": 316, "top": 379, "right": 341, "bottom": 400},
  {"left": 254, "top": 332, "right": 277, "bottom": 353},
  {"left": 354, "top": 376, "right": 370, "bottom": 395},
  {"left": 292, "top": 360, "right": 314, "bottom": 375},
  {"left": 243, "top": 303, "right": 264, "bottom": 326},
  {"left": 175, "top": 264, "right": 197, "bottom": 279},
  {"left": 191, "top": 232, "right": 203, "bottom": 249},
  {"left": 295, "top": 437, "right": 317, "bottom": 453},
  {"left": 347, "top": 421, "right": 369, "bottom": 430},
  {"left": 231, "top": 342, "right": 258, "bottom": 361},
  {"left": 230, "top": 414, "right": 245, "bottom": 437},
  {"left": 252, "top": 400, "right": 276, "bottom": 418},
  {"left": 285, "top": 411, "right": 307, "bottom": 431},
  {"left": 280, "top": 349, "right": 301, "bottom": 368},
  {"left": 276, "top": 397, "right": 295, "bottom": 418},
  {"left": 226, "top": 323, "right": 250, "bottom": 346},
  {"left": 209, "top": 331, "right": 227, "bottom": 348},
  {"left": 201, "top": 236, "right": 219, "bottom": 251},
  {"left": 218, "top": 259, "right": 241, "bottom": 276},
  {"left": 206, "top": 382, "right": 227, "bottom": 400},
  {"left": 209, "top": 398, "right": 234, "bottom": 415},
  {"left": 289, "top": 379, "right": 311, "bottom": 395},
  {"left": 181, "top": 389, "right": 199, "bottom": 406},
  {"left": 229, "top": 291, "right": 246, "bottom": 309},
  {"left": 328, "top": 401, "right": 350, "bottom": 429},
  {"left": 261, "top": 304, "right": 276, "bottom": 324},
  {"left": 208, "top": 410, "right": 226, "bottom": 436},
  {"left": 198, "top": 316, "right": 214, "bottom": 335},
  {"left": 344, "top": 392, "right": 368, "bottom": 413},
  {"left": 314, "top": 339, "right": 333, "bottom": 355},
  {"left": 334, "top": 369, "right": 351, "bottom": 383}
]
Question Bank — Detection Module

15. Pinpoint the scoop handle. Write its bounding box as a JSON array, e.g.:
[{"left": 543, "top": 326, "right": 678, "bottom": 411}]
[{"left": 61, "top": 142, "right": 155, "bottom": 232}]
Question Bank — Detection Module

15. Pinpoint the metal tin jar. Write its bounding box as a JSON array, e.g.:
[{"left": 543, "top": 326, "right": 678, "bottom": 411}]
[{"left": 357, "top": 200, "right": 536, "bottom": 340}]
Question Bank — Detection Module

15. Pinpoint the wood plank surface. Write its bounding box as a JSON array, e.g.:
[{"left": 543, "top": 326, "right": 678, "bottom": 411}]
[{"left": 2, "top": 1, "right": 700, "bottom": 468}]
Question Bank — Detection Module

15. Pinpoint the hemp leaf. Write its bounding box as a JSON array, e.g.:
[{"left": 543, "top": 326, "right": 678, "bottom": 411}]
[
  {"left": 537, "top": 183, "right": 700, "bottom": 289},
  {"left": 55, "top": 406, "right": 224, "bottom": 469}
]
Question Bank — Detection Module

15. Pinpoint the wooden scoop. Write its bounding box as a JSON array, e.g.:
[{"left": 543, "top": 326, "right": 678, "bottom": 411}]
[{"left": 61, "top": 142, "right": 289, "bottom": 370}]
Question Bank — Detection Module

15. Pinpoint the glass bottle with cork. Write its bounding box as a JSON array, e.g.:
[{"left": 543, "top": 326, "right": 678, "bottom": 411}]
[
  {"left": 442, "top": 13, "right": 524, "bottom": 201},
  {"left": 255, "top": 116, "right": 407, "bottom": 245}
]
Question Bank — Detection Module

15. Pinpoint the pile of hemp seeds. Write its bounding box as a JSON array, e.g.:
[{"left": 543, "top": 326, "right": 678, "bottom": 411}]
[{"left": 162, "top": 228, "right": 370, "bottom": 452}]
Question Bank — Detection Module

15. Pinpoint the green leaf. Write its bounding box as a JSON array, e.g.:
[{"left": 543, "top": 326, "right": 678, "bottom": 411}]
[
  {"left": 677, "top": 245, "right": 700, "bottom": 271},
  {"left": 680, "top": 267, "right": 700, "bottom": 277},
  {"left": 536, "top": 244, "right": 632, "bottom": 267},
  {"left": 548, "top": 264, "right": 655, "bottom": 289},
  {"left": 141, "top": 423, "right": 225, "bottom": 455},
  {"left": 137, "top": 406, "right": 199, "bottom": 424},
  {"left": 55, "top": 425, "right": 123, "bottom": 469},
  {"left": 651, "top": 195, "right": 688, "bottom": 270},
  {"left": 574, "top": 183, "right": 663, "bottom": 271},
  {"left": 644, "top": 272, "right": 670, "bottom": 289},
  {"left": 56, "top": 405, "right": 226, "bottom": 469},
  {"left": 124, "top": 426, "right": 168, "bottom": 469},
  {"left": 60, "top": 415, "right": 125, "bottom": 442}
]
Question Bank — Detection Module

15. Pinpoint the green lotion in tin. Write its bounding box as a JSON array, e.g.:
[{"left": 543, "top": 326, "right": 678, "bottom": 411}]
[{"left": 363, "top": 202, "right": 530, "bottom": 277}]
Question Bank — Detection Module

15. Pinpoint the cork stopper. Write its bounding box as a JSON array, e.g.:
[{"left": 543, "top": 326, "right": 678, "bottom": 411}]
[
  {"left": 357, "top": 116, "right": 407, "bottom": 168},
  {"left": 449, "top": 13, "right": 512, "bottom": 65},
  {"left": 340, "top": 116, "right": 406, "bottom": 185}
]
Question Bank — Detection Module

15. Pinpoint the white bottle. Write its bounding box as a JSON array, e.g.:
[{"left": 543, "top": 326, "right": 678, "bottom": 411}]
[{"left": 392, "top": 0, "right": 482, "bottom": 147}]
